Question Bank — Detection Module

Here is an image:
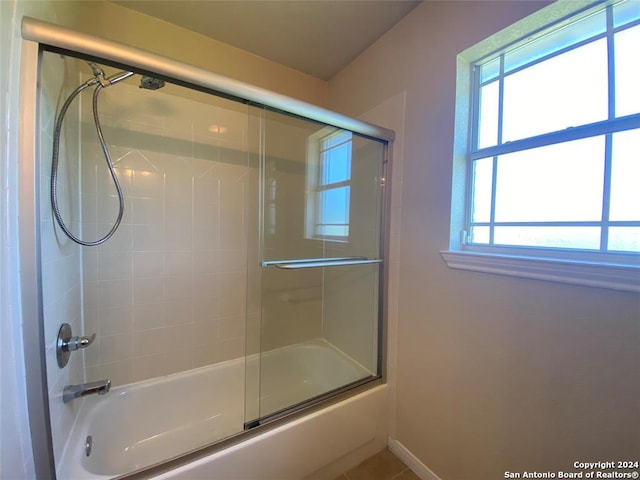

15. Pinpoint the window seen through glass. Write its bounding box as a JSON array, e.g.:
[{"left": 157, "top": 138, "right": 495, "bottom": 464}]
[{"left": 313, "top": 131, "right": 352, "bottom": 239}]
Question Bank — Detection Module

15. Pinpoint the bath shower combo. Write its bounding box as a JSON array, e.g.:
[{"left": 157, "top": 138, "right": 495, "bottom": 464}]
[{"left": 19, "top": 16, "right": 394, "bottom": 480}]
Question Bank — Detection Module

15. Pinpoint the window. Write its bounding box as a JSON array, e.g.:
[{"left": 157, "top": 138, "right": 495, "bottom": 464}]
[
  {"left": 444, "top": 0, "right": 640, "bottom": 291},
  {"left": 306, "top": 130, "right": 353, "bottom": 240}
]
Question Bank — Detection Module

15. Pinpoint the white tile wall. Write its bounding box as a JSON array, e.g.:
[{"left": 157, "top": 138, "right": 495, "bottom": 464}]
[
  {"left": 80, "top": 71, "right": 251, "bottom": 384},
  {"left": 39, "top": 52, "right": 86, "bottom": 464}
]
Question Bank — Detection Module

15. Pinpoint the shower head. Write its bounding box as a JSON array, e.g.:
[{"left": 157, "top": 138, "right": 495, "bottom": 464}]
[
  {"left": 106, "top": 71, "right": 135, "bottom": 86},
  {"left": 139, "top": 76, "right": 165, "bottom": 90}
]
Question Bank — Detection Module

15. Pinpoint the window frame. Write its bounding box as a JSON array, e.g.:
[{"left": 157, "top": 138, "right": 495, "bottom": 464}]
[{"left": 442, "top": 0, "right": 640, "bottom": 293}]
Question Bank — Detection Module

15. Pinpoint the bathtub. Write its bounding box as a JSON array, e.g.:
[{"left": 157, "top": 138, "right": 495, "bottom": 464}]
[{"left": 57, "top": 339, "right": 387, "bottom": 479}]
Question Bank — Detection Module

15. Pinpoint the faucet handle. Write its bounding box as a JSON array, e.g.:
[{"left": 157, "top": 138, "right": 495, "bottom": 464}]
[
  {"left": 66, "top": 333, "right": 96, "bottom": 351},
  {"left": 56, "top": 323, "right": 96, "bottom": 368}
]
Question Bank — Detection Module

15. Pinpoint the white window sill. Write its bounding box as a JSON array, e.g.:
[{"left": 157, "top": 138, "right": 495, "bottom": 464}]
[{"left": 440, "top": 250, "right": 640, "bottom": 293}]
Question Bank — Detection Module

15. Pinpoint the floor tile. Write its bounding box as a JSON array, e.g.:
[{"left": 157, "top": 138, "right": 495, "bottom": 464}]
[
  {"left": 393, "top": 469, "right": 421, "bottom": 480},
  {"left": 343, "top": 448, "right": 408, "bottom": 480}
]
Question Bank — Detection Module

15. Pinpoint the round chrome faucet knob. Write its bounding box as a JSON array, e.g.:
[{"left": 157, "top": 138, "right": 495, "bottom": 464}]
[{"left": 56, "top": 323, "right": 96, "bottom": 368}]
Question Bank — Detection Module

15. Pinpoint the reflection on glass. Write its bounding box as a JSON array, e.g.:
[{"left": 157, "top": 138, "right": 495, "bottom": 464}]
[
  {"left": 495, "top": 137, "right": 604, "bottom": 222},
  {"left": 502, "top": 39, "right": 608, "bottom": 142}
]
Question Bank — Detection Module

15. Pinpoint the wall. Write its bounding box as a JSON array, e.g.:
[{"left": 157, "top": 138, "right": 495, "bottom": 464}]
[
  {"left": 0, "top": 1, "right": 84, "bottom": 478},
  {"left": 69, "top": 0, "right": 327, "bottom": 107},
  {"left": 0, "top": 2, "right": 35, "bottom": 476},
  {"left": 39, "top": 51, "right": 87, "bottom": 467},
  {"left": 328, "top": 2, "right": 640, "bottom": 479},
  {"left": 1, "top": 2, "right": 83, "bottom": 477}
]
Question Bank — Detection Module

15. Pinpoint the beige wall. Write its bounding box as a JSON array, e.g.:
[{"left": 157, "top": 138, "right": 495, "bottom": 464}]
[
  {"left": 63, "top": 0, "right": 327, "bottom": 107},
  {"left": 328, "top": 2, "right": 640, "bottom": 479}
]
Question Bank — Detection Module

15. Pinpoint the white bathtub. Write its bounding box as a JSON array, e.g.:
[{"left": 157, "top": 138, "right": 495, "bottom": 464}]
[{"left": 58, "top": 339, "right": 387, "bottom": 479}]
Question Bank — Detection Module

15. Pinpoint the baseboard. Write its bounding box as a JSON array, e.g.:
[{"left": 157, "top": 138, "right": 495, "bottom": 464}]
[{"left": 388, "top": 438, "right": 442, "bottom": 480}]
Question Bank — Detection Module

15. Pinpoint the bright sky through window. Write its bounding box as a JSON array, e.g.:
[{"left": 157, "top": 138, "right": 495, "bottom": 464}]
[
  {"left": 468, "top": 2, "right": 640, "bottom": 253},
  {"left": 312, "top": 131, "right": 352, "bottom": 239}
]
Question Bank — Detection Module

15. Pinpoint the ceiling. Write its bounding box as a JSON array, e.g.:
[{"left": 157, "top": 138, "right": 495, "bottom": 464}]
[{"left": 110, "top": 1, "right": 421, "bottom": 80}]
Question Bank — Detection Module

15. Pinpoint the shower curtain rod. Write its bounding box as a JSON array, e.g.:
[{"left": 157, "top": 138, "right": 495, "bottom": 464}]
[{"left": 21, "top": 16, "right": 395, "bottom": 143}]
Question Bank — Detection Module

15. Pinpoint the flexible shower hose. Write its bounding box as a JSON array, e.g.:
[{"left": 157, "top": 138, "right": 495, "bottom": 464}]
[{"left": 51, "top": 78, "right": 124, "bottom": 246}]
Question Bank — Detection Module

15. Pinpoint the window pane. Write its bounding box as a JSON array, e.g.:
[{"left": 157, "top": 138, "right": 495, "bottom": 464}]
[
  {"left": 319, "top": 186, "right": 350, "bottom": 225},
  {"left": 615, "top": 25, "right": 640, "bottom": 117},
  {"left": 471, "top": 157, "right": 493, "bottom": 222},
  {"left": 608, "top": 227, "right": 640, "bottom": 252},
  {"left": 494, "top": 226, "right": 601, "bottom": 249},
  {"left": 495, "top": 137, "right": 604, "bottom": 222},
  {"left": 322, "top": 130, "right": 352, "bottom": 149},
  {"left": 321, "top": 142, "right": 351, "bottom": 185},
  {"left": 478, "top": 81, "right": 499, "bottom": 148},
  {"left": 610, "top": 129, "right": 640, "bottom": 221},
  {"left": 502, "top": 39, "right": 608, "bottom": 142},
  {"left": 613, "top": 0, "right": 640, "bottom": 28},
  {"left": 504, "top": 9, "right": 606, "bottom": 73},
  {"left": 470, "top": 226, "right": 490, "bottom": 244}
]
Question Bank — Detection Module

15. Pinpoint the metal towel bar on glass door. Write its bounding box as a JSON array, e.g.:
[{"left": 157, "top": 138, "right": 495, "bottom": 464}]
[{"left": 262, "top": 257, "right": 383, "bottom": 269}]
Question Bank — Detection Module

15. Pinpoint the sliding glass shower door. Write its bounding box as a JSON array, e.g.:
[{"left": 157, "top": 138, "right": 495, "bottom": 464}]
[
  {"left": 246, "top": 107, "right": 387, "bottom": 424},
  {"left": 31, "top": 22, "right": 392, "bottom": 474}
]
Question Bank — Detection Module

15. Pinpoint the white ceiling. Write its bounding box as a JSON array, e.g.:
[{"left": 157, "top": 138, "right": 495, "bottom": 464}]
[{"left": 110, "top": 0, "right": 421, "bottom": 80}]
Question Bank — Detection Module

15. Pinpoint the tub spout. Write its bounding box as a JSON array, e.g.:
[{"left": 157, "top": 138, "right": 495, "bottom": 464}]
[{"left": 63, "top": 380, "right": 111, "bottom": 403}]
